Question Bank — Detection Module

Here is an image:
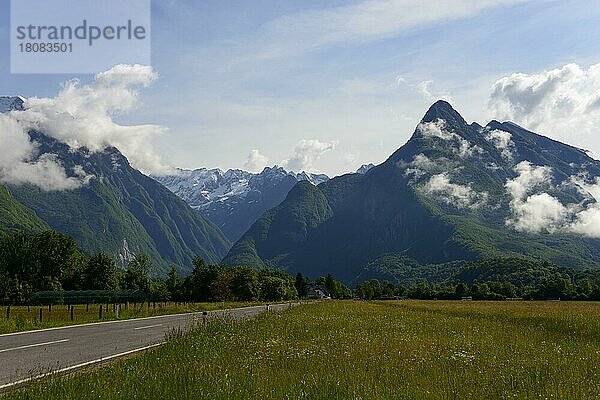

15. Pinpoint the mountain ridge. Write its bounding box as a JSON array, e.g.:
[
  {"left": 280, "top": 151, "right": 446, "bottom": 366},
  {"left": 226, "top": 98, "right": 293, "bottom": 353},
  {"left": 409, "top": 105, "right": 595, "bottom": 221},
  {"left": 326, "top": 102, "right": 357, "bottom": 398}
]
[
  {"left": 154, "top": 163, "right": 375, "bottom": 243},
  {"left": 153, "top": 166, "right": 328, "bottom": 242},
  {"left": 1, "top": 130, "right": 231, "bottom": 275},
  {"left": 224, "top": 101, "right": 600, "bottom": 283}
]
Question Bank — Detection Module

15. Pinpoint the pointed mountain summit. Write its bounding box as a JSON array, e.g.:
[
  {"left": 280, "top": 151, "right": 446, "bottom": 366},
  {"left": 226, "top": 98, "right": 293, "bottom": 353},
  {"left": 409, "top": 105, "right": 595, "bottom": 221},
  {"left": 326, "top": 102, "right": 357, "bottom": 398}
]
[
  {"left": 225, "top": 101, "right": 600, "bottom": 283},
  {"left": 390, "top": 100, "right": 486, "bottom": 164},
  {"left": 421, "top": 100, "right": 468, "bottom": 128}
]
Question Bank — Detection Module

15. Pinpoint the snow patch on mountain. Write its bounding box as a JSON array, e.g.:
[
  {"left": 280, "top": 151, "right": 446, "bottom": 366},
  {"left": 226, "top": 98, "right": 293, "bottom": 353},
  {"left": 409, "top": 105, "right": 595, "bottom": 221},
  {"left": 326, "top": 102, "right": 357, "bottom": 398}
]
[
  {"left": 153, "top": 166, "right": 330, "bottom": 242},
  {"left": 155, "top": 166, "right": 329, "bottom": 210}
]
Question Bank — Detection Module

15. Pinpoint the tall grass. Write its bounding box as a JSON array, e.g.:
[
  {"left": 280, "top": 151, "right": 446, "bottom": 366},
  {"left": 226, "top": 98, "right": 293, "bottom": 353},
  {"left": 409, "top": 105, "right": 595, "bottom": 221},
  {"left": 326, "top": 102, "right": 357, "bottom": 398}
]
[
  {"left": 7, "top": 300, "right": 600, "bottom": 399},
  {"left": 0, "top": 301, "right": 260, "bottom": 334}
]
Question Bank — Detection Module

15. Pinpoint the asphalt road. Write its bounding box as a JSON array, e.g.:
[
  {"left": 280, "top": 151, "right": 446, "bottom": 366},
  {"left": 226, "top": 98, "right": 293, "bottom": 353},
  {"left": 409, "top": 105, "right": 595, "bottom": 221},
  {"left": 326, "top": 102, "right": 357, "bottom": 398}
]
[{"left": 0, "top": 303, "right": 297, "bottom": 389}]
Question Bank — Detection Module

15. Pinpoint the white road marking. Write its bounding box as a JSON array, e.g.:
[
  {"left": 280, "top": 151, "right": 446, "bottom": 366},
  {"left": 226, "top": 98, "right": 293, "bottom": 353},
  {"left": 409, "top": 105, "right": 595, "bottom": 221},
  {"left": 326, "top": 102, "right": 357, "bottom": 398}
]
[
  {"left": 0, "top": 342, "right": 164, "bottom": 390},
  {"left": 0, "top": 303, "right": 302, "bottom": 390},
  {"left": 134, "top": 324, "right": 163, "bottom": 331},
  {"left": 0, "top": 339, "right": 70, "bottom": 353}
]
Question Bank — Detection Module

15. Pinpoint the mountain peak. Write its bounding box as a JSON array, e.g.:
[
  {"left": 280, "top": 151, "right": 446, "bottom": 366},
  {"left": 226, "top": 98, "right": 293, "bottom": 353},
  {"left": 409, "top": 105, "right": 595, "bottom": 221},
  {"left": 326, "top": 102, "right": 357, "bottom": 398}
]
[
  {"left": 261, "top": 165, "right": 287, "bottom": 175},
  {"left": 356, "top": 163, "right": 375, "bottom": 174},
  {"left": 486, "top": 120, "right": 527, "bottom": 132},
  {"left": 421, "top": 100, "right": 467, "bottom": 128}
]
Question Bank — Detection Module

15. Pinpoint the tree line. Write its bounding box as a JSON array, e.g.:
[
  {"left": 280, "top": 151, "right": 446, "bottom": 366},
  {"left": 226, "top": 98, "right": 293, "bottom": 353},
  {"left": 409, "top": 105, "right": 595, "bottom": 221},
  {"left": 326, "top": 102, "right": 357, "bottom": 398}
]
[
  {"left": 0, "top": 230, "right": 350, "bottom": 304},
  {"left": 2, "top": 230, "right": 600, "bottom": 304},
  {"left": 355, "top": 276, "right": 600, "bottom": 301}
]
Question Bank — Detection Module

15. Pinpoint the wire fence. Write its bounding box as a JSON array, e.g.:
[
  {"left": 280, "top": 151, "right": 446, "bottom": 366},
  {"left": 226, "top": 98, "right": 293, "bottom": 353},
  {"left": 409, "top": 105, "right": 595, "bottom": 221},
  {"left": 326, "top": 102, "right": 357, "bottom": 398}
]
[{"left": 31, "top": 289, "right": 147, "bottom": 305}]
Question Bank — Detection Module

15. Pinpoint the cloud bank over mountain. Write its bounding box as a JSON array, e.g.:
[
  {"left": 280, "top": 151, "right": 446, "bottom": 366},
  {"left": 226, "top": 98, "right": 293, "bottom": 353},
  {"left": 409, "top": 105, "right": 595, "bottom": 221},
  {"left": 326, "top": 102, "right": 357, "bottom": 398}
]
[
  {"left": 0, "top": 64, "right": 173, "bottom": 191},
  {"left": 17, "top": 64, "right": 170, "bottom": 175},
  {"left": 424, "top": 173, "right": 488, "bottom": 209},
  {"left": 489, "top": 62, "right": 600, "bottom": 155},
  {"left": 505, "top": 161, "right": 600, "bottom": 237},
  {"left": 283, "top": 139, "right": 336, "bottom": 172},
  {"left": 0, "top": 113, "right": 88, "bottom": 190},
  {"left": 244, "top": 149, "right": 269, "bottom": 173}
]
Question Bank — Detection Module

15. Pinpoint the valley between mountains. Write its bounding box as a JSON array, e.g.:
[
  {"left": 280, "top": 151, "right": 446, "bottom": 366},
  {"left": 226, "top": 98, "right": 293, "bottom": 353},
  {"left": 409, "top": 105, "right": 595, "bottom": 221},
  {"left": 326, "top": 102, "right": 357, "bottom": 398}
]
[{"left": 2, "top": 97, "right": 600, "bottom": 283}]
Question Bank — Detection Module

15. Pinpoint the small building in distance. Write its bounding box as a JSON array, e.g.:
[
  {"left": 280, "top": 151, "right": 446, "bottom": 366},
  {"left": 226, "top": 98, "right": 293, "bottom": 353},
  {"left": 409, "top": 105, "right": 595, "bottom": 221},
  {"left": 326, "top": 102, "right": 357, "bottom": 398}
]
[{"left": 305, "top": 284, "right": 331, "bottom": 300}]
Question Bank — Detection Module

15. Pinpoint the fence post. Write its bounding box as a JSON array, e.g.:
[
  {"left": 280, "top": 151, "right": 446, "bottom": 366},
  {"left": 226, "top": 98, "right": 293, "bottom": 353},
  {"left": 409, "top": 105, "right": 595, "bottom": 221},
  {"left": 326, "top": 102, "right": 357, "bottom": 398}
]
[
  {"left": 86, "top": 303, "right": 89, "bottom": 312},
  {"left": 48, "top": 304, "right": 52, "bottom": 312},
  {"left": 69, "top": 305, "right": 74, "bottom": 321},
  {"left": 99, "top": 304, "right": 103, "bottom": 319},
  {"left": 116, "top": 304, "right": 120, "bottom": 319},
  {"left": 27, "top": 305, "right": 30, "bottom": 312},
  {"left": 6, "top": 305, "right": 10, "bottom": 319},
  {"left": 39, "top": 307, "right": 43, "bottom": 322}
]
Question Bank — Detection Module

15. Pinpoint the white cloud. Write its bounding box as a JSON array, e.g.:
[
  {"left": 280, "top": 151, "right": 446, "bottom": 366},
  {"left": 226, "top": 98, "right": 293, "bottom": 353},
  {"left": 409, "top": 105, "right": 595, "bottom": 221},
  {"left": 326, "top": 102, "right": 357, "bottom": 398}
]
[
  {"left": 145, "top": 0, "right": 530, "bottom": 176},
  {"left": 488, "top": 63, "right": 600, "bottom": 149},
  {"left": 221, "top": 0, "right": 526, "bottom": 63},
  {"left": 423, "top": 173, "right": 488, "bottom": 209},
  {"left": 410, "top": 153, "right": 437, "bottom": 169},
  {"left": 417, "top": 119, "right": 483, "bottom": 158},
  {"left": 505, "top": 161, "right": 569, "bottom": 233},
  {"left": 403, "top": 153, "right": 441, "bottom": 179},
  {"left": 417, "top": 119, "right": 455, "bottom": 140},
  {"left": 505, "top": 161, "right": 553, "bottom": 203},
  {"left": 569, "top": 204, "right": 600, "bottom": 237},
  {"left": 456, "top": 139, "right": 483, "bottom": 159},
  {"left": 485, "top": 129, "right": 515, "bottom": 161},
  {"left": 507, "top": 192, "right": 569, "bottom": 234},
  {"left": 284, "top": 139, "right": 335, "bottom": 172},
  {"left": 0, "top": 113, "right": 89, "bottom": 191},
  {"left": 15, "top": 64, "right": 170, "bottom": 175},
  {"left": 568, "top": 176, "right": 600, "bottom": 237},
  {"left": 244, "top": 149, "right": 269, "bottom": 173},
  {"left": 504, "top": 161, "right": 600, "bottom": 236}
]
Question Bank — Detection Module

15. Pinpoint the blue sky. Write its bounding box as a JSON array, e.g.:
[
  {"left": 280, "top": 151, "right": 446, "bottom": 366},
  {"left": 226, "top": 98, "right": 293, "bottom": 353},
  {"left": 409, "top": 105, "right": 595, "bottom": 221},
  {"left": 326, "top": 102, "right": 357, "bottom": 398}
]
[{"left": 2, "top": 0, "right": 600, "bottom": 175}]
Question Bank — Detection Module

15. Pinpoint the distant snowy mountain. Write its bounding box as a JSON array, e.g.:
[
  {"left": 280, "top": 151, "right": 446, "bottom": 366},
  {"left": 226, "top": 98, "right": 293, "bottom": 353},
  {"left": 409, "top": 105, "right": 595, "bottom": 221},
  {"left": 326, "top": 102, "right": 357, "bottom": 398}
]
[
  {"left": 154, "top": 166, "right": 330, "bottom": 242},
  {"left": 291, "top": 171, "right": 329, "bottom": 186}
]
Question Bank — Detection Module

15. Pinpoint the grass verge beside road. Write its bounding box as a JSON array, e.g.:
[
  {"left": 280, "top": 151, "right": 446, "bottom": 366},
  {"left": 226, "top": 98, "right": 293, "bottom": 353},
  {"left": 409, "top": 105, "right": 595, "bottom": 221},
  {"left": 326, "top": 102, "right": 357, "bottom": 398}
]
[
  {"left": 6, "top": 300, "right": 600, "bottom": 399},
  {"left": 0, "top": 302, "right": 262, "bottom": 334}
]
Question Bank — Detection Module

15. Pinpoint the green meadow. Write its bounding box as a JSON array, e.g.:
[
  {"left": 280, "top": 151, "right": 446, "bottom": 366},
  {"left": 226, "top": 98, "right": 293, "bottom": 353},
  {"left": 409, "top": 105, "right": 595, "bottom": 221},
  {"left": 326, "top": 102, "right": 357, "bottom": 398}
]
[{"left": 8, "top": 300, "right": 600, "bottom": 399}]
